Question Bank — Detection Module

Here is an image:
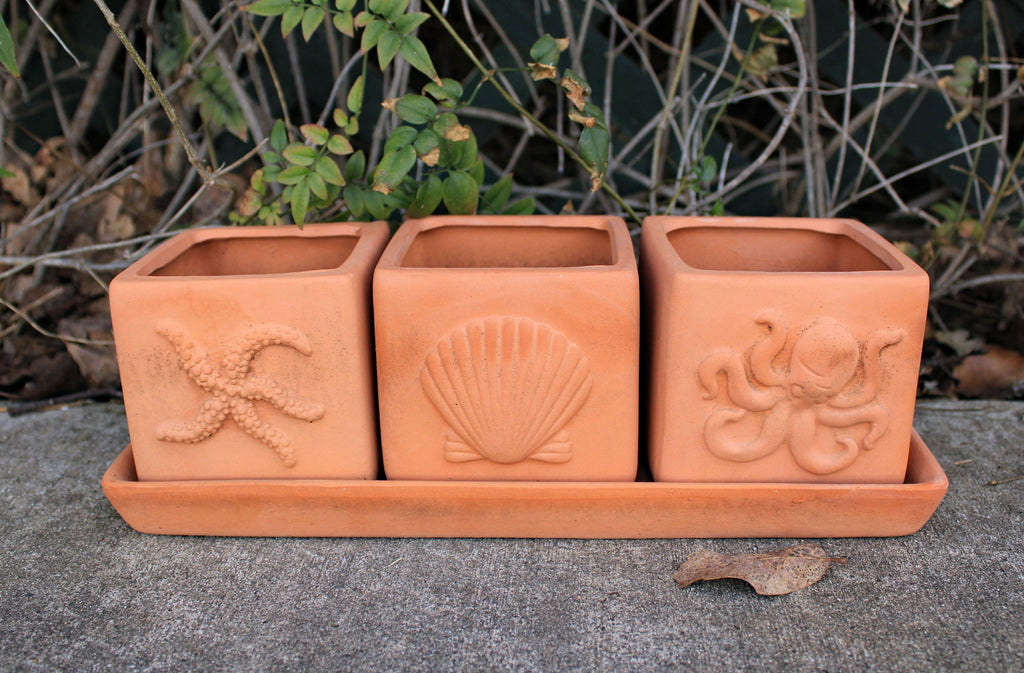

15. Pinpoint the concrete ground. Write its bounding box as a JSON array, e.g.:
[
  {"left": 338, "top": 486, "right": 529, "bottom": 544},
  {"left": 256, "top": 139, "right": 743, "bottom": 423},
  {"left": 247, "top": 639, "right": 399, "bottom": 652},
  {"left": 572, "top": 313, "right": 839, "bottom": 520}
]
[{"left": 0, "top": 400, "right": 1021, "bottom": 672}]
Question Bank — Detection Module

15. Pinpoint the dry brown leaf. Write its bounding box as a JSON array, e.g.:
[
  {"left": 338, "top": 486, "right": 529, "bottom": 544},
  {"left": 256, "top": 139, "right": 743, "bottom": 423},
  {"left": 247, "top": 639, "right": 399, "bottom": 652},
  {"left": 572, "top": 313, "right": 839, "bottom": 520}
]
[
  {"left": 1, "top": 165, "right": 37, "bottom": 207},
  {"left": 442, "top": 122, "right": 471, "bottom": 143},
  {"left": 673, "top": 544, "right": 846, "bottom": 596},
  {"left": 189, "top": 178, "right": 243, "bottom": 222},
  {"left": 528, "top": 62, "right": 558, "bottom": 81},
  {"left": 935, "top": 328, "right": 985, "bottom": 357},
  {"left": 419, "top": 147, "right": 440, "bottom": 166},
  {"left": 953, "top": 345, "right": 1024, "bottom": 398},
  {"left": 58, "top": 316, "right": 119, "bottom": 390},
  {"left": 560, "top": 74, "right": 589, "bottom": 111},
  {"left": 96, "top": 192, "right": 136, "bottom": 243}
]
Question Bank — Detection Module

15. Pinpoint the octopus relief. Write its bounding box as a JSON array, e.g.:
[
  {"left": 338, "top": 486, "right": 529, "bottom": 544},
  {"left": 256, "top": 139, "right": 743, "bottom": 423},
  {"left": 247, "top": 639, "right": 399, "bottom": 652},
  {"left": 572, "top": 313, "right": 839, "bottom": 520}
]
[{"left": 697, "top": 311, "right": 904, "bottom": 474}]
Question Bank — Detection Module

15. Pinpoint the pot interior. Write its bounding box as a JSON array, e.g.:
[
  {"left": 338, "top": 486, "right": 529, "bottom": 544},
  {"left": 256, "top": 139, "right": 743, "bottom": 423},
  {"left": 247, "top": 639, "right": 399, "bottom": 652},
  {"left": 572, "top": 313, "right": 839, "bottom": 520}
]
[
  {"left": 667, "top": 226, "right": 892, "bottom": 272},
  {"left": 401, "top": 225, "right": 613, "bottom": 268},
  {"left": 151, "top": 235, "right": 359, "bottom": 276}
]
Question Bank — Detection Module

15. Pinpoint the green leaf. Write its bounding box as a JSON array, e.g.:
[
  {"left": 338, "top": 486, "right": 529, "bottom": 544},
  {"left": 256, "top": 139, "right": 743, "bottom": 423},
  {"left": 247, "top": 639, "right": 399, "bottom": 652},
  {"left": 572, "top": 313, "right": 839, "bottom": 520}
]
[
  {"left": 354, "top": 11, "right": 374, "bottom": 27},
  {"left": 769, "top": 0, "right": 806, "bottom": 18},
  {"left": 0, "top": 165, "right": 14, "bottom": 178},
  {"left": 398, "top": 35, "right": 439, "bottom": 83},
  {"left": 345, "top": 150, "right": 367, "bottom": 182},
  {"left": 344, "top": 184, "right": 365, "bottom": 216},
  {"left": 407, "top": 174, "right": 444, "bottom": 218},
  {"left": 394, "top": 12, "right": 429, "bottom": 35},
  {"left": 423, "top": 78, "right": 463, "bottom": 104},
  {"left": 383, "top": 188, "right": 413, "bottom": 210},
  {"left": 579, "top": 124, "right": 609, "bottom": 192},
  {"left": 377, "top": 28, "right": 400, "bottom": 69},
  {"left": 262, "top": 163, "right": 283, "bottom": 181},
  {"left": 363, "top": 189, "right": 389, "bottom": 219},
  {"left": 300, "top": 123, "right": 330, "bottom": 146},
  {"left": 327, "top": 134, "right": 354, "bottom": 155},
  {"left": 456, "top": 130, "right": 478, "bottom": 170},
  {"left": 271, "top": 119, "right": 289, "bottom": 152},
  {"left": 332, "top": 109, "right": 348, "bottom": 127},
  {"left": 413, "top": 129, "right": 440, "bottom": 157},
  {"left": 443, "top": 171, "right": 478, "bottom": 214},
  {"left": 482, "top": 175, "right": 513, "bottom": 212},
  {"left": 307, "top": 172, "right": 328, "bottom": 200},
  {"left": 698, "top": 155, "right": 717, "bottom": 183},
  {"left": 372, "top": 144, "right": 418, "bottom": 192},
  {"left": 370, "top": 0, "right": 408, "bottom": 20},
  {"left": 281, "top": 5, "right": 304, "bottom": 36},
  {"left": 290, "top": 183, "right": 311, "bottom": 226},
  {"left": 502, "top": 197, "right": 535, "bottom": 216},
  {"left": 314, "top": 156, "right": 345, "bottom": 186},
  {"left": 250, "top": 168, "right": 267, "bottom": 194},
  {"left": 347, "top": 75, "right": 364, "bottom": 114},
  {"left": 333, "top": 11, "right": 354, "bottom": 36},
  {"left": 394, "top": 95, "right": 437, "bottom": 125},
  {"left": 361, "top": 18, "right": 388, "bottom": 51},
  {"left": 383, "top": 125, "right": 418, "bottom": 153},
  {"left": 336, "top": 0, "right": 357, "bottom": 11},
  {"left": 301, "top": 7, "right": 325, "bottom": 41},
  {"left": 709, "top": 199, "right": 725, "bottom": 216},
  {"left": 277, "top": 165, "right": 310, "bottom": 185},
  {"left": 529, "top": 33, "right": 568, "bottom": 69},
  {"left": 468, "top": 156, "right": 484, "bottom": 184},
  {"left": 246, "top": 0, "right": 292, "bottom": 16},
  {"left": 282, "top": 144, "right": 318, "bottom": 166}
]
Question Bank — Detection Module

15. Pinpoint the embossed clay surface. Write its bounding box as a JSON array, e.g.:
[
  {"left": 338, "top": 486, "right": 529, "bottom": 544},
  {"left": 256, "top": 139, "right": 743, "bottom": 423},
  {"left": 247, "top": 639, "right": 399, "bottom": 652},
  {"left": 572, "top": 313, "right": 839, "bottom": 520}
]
[
  {"left": 374, "top": 215, "right": 640, "bottom": 481},
  {"left": 110, "top": 222, "right": 389, "bottom": 481},
  {"left": 641, "top": 217, "right": 929, "bottom": 484}
]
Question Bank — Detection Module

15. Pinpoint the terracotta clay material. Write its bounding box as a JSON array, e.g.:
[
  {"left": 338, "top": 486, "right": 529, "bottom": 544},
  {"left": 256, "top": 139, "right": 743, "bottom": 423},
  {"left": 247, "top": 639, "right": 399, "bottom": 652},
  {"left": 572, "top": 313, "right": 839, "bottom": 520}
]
[
  {"left": 373, "top": 215, "right": 640, "bottom": 481},
  {"left": 641, "top": 216, "right": 929, "bottom": 484},
  {"left": 101, "top": 430, "right": 947, "bottom": 538},
  {"left": 110, "top": 222, "right": 389, "bottom": 481}
]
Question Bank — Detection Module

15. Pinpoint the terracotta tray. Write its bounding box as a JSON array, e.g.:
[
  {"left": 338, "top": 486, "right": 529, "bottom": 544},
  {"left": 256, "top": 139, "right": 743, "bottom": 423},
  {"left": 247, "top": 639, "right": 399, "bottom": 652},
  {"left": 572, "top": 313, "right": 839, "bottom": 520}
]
[{"left": 102, "top": 431, "right": 947, "bottom": 538}]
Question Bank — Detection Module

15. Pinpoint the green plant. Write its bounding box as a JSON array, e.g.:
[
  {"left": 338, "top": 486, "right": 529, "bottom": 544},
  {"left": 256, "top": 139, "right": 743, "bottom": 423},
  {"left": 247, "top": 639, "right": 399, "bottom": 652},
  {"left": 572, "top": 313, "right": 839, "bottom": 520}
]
[{"left": 232, "top": 0, "right": 630, "bottom": 227}]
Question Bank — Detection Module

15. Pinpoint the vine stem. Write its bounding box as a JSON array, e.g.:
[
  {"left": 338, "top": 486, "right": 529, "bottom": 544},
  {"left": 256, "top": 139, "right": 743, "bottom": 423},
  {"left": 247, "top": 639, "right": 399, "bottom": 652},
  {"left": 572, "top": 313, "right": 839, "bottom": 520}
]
[
  {"left": 979, "top": 135, "right": 1024, "bottom": 240},
  {"left": 422, "top": 0, "right": 641, "bottom": 224},
  {"left": 89, "top": 0, "right": 213, "bottom": 184}
]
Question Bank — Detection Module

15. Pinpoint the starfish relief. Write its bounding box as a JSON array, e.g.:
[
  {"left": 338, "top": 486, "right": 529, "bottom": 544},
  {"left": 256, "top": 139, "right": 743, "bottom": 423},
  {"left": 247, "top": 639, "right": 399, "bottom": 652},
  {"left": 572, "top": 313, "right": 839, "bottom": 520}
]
[{"left": 155, "top": 321, "right": 326, "bottom": 467}]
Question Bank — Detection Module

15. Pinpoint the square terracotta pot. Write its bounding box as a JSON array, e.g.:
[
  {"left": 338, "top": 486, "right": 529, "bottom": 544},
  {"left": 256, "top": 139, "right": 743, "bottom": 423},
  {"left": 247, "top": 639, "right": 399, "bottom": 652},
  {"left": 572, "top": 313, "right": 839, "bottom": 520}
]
[
  {"left": 641, "top": 216, "right": 929, "bottom": 484},
  {"left": 374, "top": 215, "right": 640, "bottom": 481},
  {"left": 110, "top": 222, "right": 389, "bottom": 481}
]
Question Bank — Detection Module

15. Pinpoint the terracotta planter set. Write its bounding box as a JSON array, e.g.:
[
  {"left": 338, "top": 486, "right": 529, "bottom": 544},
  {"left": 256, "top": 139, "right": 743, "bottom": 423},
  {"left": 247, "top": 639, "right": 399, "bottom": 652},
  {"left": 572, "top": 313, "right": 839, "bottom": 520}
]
[{"left": 102, "top": 215, "right": 948, "bottom": 538}]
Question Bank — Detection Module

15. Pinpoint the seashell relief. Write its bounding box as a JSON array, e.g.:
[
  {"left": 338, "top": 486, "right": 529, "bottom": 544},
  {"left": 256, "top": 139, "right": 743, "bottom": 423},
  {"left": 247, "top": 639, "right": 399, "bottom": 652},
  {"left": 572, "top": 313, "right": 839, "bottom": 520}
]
[
  {"left": 421, "top": 317, "right": 593, "bottom": 465},
  {"left": 696, "top": 311, "right": 904, "bottom": 475},
  {"left": 155, "top": 321, "right": 325, "bottom": 467}
]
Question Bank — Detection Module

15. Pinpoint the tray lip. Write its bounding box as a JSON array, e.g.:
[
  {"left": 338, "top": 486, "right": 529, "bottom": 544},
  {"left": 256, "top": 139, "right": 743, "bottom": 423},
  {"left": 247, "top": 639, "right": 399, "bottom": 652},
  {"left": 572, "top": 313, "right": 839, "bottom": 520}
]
[
  {"left": 103, "top": 429, "right": 947, "bottom": 494},
  {"left": 103, "top": 432, "right": 948, "bottom": 497}
]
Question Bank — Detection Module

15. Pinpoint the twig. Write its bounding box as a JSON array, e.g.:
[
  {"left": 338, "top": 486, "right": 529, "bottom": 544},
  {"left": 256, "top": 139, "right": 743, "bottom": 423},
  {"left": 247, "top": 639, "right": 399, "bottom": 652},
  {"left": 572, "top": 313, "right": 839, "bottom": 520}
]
[
  {"left": 832, "top": 136, "right": 1003, "bottom": 214},
  {"left": 989, "top": 475, "right": 1024, "bottom": 486},
  {"left": 650, "top": 0, "right": 698, "bottom": 211},
  {"left": 89, "top": 0, "right": 212, "bottom": 183},
  {"left": 0, "top": 232, "right": 178, "bottom": 282},
  {"left": 179, "top": 0, "right": 267, "bottom": 144},
  {"left": 23, "top": 0, "right": 80, "bottom": 65},
  {"left": 423, "top": 0, "right": 640, "bottom": 223},
  {"left": 943, "top": 273, "right": 1024, "bottom": 295},
  {"left": 67, "top": 1, "right": 138, "bottom": 149},
  {"left": 0, "top": 286, "right": 64, "bottom": 338},
  {"left": 0, "top": 296, "right": 115, "bottom": 345},
  {"left": 4, "top": 389, "right": 123, "bottom": 417}
]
